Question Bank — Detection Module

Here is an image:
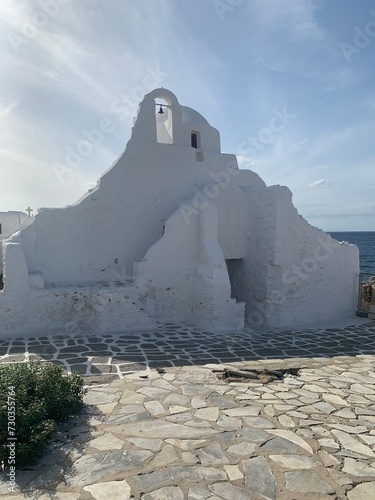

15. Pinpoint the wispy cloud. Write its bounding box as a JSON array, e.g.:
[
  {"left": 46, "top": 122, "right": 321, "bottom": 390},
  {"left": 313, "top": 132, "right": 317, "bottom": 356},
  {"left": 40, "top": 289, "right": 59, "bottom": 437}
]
[
  {"left": 323, "top": 67, "right": 362, "bottom": 92},
  {"left": 0, "top": 98, "right": 19, "bottom": 117},
  {"left": 309, "top": 178, "right": 328, "bottom": 189},
  {"left": 1, "top": 0, "right": 374, "bottom": 231},
  {"left": 244, "top": 0, "right": 329, "bottom": 72},
  {"left": 287, "top": 137, "right": 310, "bottom": 154},
  {"left": 248, "top": 0, "right": 325, "bottom": 42},
  {"left": 0, "top": 0, "right": 225, "bottom": 212},
  {"left": 310, "top": 163, "right": 336, "bottom": 170}
]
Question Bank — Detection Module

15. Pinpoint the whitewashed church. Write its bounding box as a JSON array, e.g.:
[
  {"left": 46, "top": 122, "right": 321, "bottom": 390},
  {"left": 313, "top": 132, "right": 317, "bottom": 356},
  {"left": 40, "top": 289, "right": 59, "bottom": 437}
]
[{"left": 0, "top": 89, "right": 359, "bottom": 336}]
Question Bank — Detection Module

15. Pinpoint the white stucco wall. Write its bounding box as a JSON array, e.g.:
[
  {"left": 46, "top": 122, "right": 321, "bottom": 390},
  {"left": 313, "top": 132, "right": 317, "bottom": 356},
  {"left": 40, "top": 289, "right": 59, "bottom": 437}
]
[
  {"left": 243, "top": 185, "right": 359, "bottom": 328},
  {"left": 0, "top": 88, "right": 360, "bottom": 335},
  {"left": 0, "top": 211, "right": 32, "bottom": 240},
  {"left": 134, "top": 202, "right": 244, "bottom": 331},
  {"left": 0, "top": 212, "right": 33, "bottom": 276},
  {"left": 0, "top": 240, "right": 156, "bottom": 336}
]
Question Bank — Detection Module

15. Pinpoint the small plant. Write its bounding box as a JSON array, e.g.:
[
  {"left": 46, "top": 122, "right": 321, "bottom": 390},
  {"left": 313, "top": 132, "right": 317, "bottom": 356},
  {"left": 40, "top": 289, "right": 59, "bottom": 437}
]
[{"left": 0, "top": 361, "right": 85, "bottom": 468}]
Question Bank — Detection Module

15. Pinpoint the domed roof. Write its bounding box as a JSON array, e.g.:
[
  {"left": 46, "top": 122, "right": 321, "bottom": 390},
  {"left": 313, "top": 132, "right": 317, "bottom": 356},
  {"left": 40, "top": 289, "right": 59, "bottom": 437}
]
[{"left": 181, "top": 106, "right": 209, "bottom": 125}]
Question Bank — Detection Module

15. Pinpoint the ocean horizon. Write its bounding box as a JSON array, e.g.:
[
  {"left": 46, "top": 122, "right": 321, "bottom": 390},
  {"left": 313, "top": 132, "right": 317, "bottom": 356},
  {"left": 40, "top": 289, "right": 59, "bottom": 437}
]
[{"left": 329, "top": 231, "right": 375, "bottom": 275}]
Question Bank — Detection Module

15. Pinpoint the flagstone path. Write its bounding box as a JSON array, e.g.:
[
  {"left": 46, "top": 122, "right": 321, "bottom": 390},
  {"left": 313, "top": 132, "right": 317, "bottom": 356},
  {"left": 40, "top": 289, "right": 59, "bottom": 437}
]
[
  {"left": 0, "top": 321, "right": 375, "bottom": 499},
  {"left": 0, "top": 320, "right": 375, "bottom": 379}
]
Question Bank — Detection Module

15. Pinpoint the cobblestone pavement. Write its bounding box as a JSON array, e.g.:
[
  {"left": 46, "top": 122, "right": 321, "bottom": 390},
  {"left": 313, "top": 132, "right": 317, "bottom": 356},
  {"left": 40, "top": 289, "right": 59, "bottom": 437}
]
[
  {"left": 1, "top": 321, "right": 375, "bottom": 499},
  {"left": 0, "top": 320, "right": 375, "bottom": 379}
]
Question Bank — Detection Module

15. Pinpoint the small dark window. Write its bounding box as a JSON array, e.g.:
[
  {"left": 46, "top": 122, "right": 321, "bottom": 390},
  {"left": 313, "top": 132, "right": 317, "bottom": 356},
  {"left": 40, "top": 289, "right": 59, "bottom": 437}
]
[
  {"left": 191, "top": 132, "right": 198, "bottom": 149},
  {"left": 0, "top": 223, "right": 2, "bottom": 234}
]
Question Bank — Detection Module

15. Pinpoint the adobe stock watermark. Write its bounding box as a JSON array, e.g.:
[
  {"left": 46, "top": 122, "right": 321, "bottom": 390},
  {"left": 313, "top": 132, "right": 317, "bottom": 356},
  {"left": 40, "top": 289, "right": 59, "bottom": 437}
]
[
  {"left": 52, "top": 64, "right": 167, "bottom": 183},
  {"left": 340, "top": 10, "right": 375, "bottom": 63},
  {"left": 4, "top": 386, "right": 17, "bottom": 492},
  {"left": 237, "top": 106, "right": 295, "bottom": 161},
  {"left": 247, "top": 234, "right": 341, "bottom": 329},
  {"left": 212, "top": 0, "right": 244, "bottom": 21},
  {"left": 8, "top": 0, "right": 72, "bottom": 52},
  {"left": 179, "top": 160, "right": 241, "bottom": 224}
]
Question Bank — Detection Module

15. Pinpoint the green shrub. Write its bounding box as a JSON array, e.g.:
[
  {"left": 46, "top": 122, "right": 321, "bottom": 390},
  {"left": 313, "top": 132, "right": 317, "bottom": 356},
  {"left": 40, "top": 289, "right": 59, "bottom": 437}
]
[{"left": 0, "top": 361, "right": 85, "bottom": 468}]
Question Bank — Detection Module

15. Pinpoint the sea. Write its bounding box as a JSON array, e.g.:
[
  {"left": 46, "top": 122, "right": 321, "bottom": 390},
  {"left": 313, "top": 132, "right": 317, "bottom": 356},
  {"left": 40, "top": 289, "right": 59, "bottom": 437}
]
[{"left": 329, "top": 232, "right": 375, "bottom": 275}]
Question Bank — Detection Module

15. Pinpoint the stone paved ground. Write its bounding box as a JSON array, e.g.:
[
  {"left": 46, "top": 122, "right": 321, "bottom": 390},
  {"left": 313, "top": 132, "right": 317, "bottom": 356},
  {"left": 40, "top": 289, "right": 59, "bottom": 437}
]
[
  {"left": 0, "top": 320, "right": 375, "bottom": 379},
  {"left": 0, "top": 321, "right": 375, "bottom": 499}
]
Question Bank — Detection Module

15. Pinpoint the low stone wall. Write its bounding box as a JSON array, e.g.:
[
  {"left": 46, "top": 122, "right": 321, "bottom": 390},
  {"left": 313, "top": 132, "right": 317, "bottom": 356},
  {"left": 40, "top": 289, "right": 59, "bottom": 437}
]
[{"left": 361, "top": 276, "right": 375, "bottom": 315}]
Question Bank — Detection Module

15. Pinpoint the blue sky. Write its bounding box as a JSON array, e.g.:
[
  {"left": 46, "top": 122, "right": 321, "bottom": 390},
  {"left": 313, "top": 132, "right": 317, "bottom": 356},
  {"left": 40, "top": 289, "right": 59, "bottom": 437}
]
[{"left": 1, "top": 0, "right": 374, "bottom": 231}]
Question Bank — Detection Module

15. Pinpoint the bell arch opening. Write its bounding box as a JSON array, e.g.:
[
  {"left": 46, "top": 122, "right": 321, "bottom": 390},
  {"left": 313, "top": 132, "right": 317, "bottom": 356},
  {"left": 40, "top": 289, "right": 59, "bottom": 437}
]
[{"left": 155, "top": 98, "right": 173, "bottom": 144}]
